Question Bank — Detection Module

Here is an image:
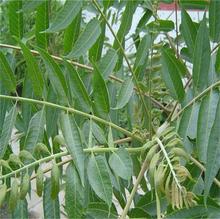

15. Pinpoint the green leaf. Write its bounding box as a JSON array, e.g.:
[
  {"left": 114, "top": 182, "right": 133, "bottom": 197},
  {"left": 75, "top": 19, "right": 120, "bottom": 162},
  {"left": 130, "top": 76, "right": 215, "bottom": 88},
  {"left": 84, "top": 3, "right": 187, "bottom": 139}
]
[
  {"left": 97, "top": 48, "right": 118, "bottom": 80},
  {"left": 215, "top": 46, "right": 220, "bottom": 74},
  {"left": 197, "top": 90, "right": 219, "bottom": 163},
  {"left": 0, "top": 105, "right": 17, "bottom": 158},
  {"left": 8, "top": 0, "right": 23, "bottom": 39},
  {"left": 205, "top": 97, "right": 220, "bottom": 199},
  {"left": 109, "top": 148, "right": 133, "bottom": 180},
  {"left": 12, "top": 199, "right": 28, "bottom": 219},
  {"left": 38, "top": 48, "right": 68, "bottom": 104},
  {"left": 19, "top": 41, "right": 44, "bottom": 97},
  {"left": 35, "top": 0, "right": 49, "bottom": 49},
  {"left": 86, "top": 202, "right": 117, "bottom": 219},
  {"left": 193, "top": 16, "right": 211, "bottom": 94},
  {"left": 64, "top": 61, "right": 91, "bottom": 113},
  {"left": 0, "top": 52, "right": 16, "bottom": 93},
  {"left": 147, "top": 19, "right": 174, "bottom": 32},
  {"left": 43, "top": 178, "right": 60, "bottom": 219},
  {"left": 63, "top": 9, "right": 81, "bottom": 54},
  {"left": 65, "top": 163, "right": 85, "bottom": 218},
  {"left": 24, "top": 109, "right": 45, "bottom": 153},
  {"left": 209, "top": 0, "right": 220, "bottom": 42},
  {"left": 87, "top": 155, "right": 112, "bottom": 207},
  {"left": 179, "top": 0, "right": 209, "bottom": 9},
  {"left": 92, "top": 66, "right": 110, "bottom": 119},
  {"left": 161, "top": 47, "right": 185, "bottom": 101},
  {"left": 45, "top": 0, "right": 82, "bottom": 33},
  {"left": 60, "top": 113, "right": 85, "bottom": 185},
  {"left": 66, "top": 18, "right": 101, "bottom": 59},
  {"left": 114, "top": 78, "right": 134, "bottom": 109},
  {"left": 22, "top": 0, "right": 45, "bottom": 12},
  {"left": 181, "top": 9, "right": 197, "bottom": 57}
]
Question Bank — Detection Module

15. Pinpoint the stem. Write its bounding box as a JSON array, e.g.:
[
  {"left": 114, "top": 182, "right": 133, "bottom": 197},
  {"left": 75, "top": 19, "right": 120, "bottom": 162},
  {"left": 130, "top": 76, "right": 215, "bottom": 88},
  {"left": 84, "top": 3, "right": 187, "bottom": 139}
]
[
  {"left": 92, "top": 0, "right": 154, "bottom": 132},
  {"left": 0, "top": 94, "right": 143, "bottom": 143},
  {"left": 155, "top": 137, "right": 182, "bottom": 189},
  {"left": 120, "top": 158, "right": 149, "bottom": 219}
]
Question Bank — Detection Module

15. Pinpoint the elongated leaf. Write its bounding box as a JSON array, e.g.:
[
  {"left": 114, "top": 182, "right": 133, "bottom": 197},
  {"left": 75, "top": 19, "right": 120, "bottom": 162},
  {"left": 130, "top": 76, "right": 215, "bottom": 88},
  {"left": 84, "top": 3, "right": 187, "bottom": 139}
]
[
  {"left": 8, "top": 0, "right": 23, "bottom": 39},
  {"left": 181, "top": 9, "right": 197, "bottom": 56},
  {"left": 109, "top": 148, "right": 133, "bottom": 180},
  {"left": 134, "top": 35, "right": 151, "bottom": 75},
  {"left": 92, "top": 66, "right": 110, "bottom": 119},
  {"left": 147, "top": 19, "right": 174, "bottom": 32},
  {"left": 209, "top": 0, "right": 220, "bottom": 42},
  {"left": 45, "top": 0, "right": 82, "bottom": 33},
  {"left": 86, "top": 202, "right": 117, "bottom": 219},
  {"left": 0, "top": 105, "right": 17, "bottom": 158},
  {"left": 66, "top": 18, "right": 101, "bottom": 59},
  {"left": 114, "top": 78, "right": 134, "bottom": 109},
  {"left": 12, "top": 199, "right": 28, "bottom": 219},
  {"left": 63, "top": 9, "right": 81, "bottom": 54},
  {"left": 43, "top": 178, "right": 60, "bottom": 219},
  {"left": 205, "top": 97, "right": 220, "bottom": 199},
  {"left": 60, "top": 113, "right": 85, "bottom": 185},
  {"left": 215, "top": 46, "right": 220, "bottom": 74},
  {"left": 22, "top": 0, "right": 45, "bottom": 12},
  {"left": 65, "top": 61, "right": 91, "bottom": 113},
  {"left": 98, "top": 49, "right": 118, "bottom": 80},
  {"left": 0, "top": 52, "right": 16, "bottom": 93},
  {"left": 35, "top": 0, "right": 49, "bottom": 49},
  {"left": 193, "top": 16, "right": 211, "bottom": 94},
  {"left": 20, "top": 42, "right": 44, "bottom": 97},
  {"left": 179, "top": 0, "right": 209, "bottom": 9},
  {"left": 24, "top": 109, "right": 45, "bottom": 153},
  {"left": 38, "top": 48, "right": 68, "bottom": 104},
  {"left": 197, "top": 90, "right": 219, "bottom": 162},
  {"left": 87, "top": 155, "right": 112, "bottom": 207},
  {"left": 65, "top": 163, "right": 85, "bottom": 218},
  {"left": 161, "top": 48, "right": 185, "bottom": 101}
]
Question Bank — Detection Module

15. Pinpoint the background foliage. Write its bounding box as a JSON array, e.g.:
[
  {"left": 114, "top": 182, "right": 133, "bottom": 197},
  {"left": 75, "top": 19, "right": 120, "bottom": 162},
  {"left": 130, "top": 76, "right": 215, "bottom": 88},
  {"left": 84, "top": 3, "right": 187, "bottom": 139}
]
[{"left": 0, "top": 0, "right": 220, "bottom": 218}]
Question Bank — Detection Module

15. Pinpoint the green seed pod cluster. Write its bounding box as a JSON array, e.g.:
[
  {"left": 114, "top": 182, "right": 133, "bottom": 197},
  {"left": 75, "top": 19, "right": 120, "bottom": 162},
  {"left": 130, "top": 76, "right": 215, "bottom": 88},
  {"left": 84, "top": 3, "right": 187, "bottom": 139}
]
[
  {"left": 20, "top": 172, "right": 30, "bottom": 200},
  {"left": 36, "top": 168, "right": 44, "bottom": 197}
]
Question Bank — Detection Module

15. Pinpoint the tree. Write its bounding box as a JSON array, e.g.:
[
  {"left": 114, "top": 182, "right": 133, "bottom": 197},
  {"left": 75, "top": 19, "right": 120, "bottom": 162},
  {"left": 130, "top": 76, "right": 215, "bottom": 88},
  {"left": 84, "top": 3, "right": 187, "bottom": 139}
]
[{"left": 0, "top": 0, "right": 220, "bottom": 218}]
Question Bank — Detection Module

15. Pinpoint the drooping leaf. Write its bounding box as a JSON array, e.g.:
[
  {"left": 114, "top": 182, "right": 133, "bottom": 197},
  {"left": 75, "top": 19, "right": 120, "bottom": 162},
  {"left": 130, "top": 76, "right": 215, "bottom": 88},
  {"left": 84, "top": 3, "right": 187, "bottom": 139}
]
[
  {"left": 65, "top": 61, "right": 91, "bottom": 113},
  {"left": 97, "top": 48, "right": 118, "bottom": 80},
  {"left": 215, "top": 46, "right": 220, "bottom": 74},
  {"left": 180, "top": 9, "right": 197, "bottom": 57},
  {"left": 204, "top": 97, "right": 220, "bottom": 199},
  {"left": 109, "top": 148, "right": 133, "bottom": 180},
  {"left": 43, "top": 178, "right": 60, "bottom": 219},
  {"left": 197, "top": 90, "right": 219, "bottom": 163},
  {"left": 8, "top": 0, "right": 23, "bottom": 39},
  {"left": 45, "top": 0, "right": 82, "bottom": 33},
  {"left": 0, "top": 105, "right": 17, "bottom": 158},
  {"left": 161, "top": 47, "right": 185, "bottom": 101},
  {"left": 63, "top": 9, "right": 81, "bottom": 54},
  {"left": 87, "top": 155, "right": 112, "bottom": 207},
  {"left": 19, "top": 41, "right": 44, "bottom": 97},
  {"left": 0, "top": 51, "right": 16, "bottom": 93},
  {"left": 65, "top": 163, "right": 85, "bottom": 218},
  {"left": 60, "top": 113, "right": 85, "bottom": 185},
  {"left": 209, "top": 0, "right": 220, "bottom": 42},
  {"left": 114, "top": 78, "right": 134, "bottom": 109},
  {"left": 35, "top": 0, "right": 49, "bottom": 49},
  {"left": 66, "top": 18, "right": 101, "bottom": 59},
  {"left": 193, "top": 15, "right": 211, "bottom": 94},
  {"left": 38, "top": 48, "right": 68, "bottom": 104},
  {"left": 24, "top": 109, "right": 45, "bottom": 153},
  {"left": 86, "top": 202, "right": 117, "bottom": 219},
  {"left": 92, "top": 65, "right": 110, "bottom": 119},
  {"left": 12, "top": 199, "right": 28, "bottom": 219}
]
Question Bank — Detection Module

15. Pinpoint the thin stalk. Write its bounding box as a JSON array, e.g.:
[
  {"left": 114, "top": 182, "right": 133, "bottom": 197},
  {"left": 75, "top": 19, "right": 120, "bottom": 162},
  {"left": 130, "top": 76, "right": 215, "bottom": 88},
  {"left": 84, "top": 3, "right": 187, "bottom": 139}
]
[
  {"left": 156, "top": 137, "right": 182, "bottom": 189},
  {"left": 0, "top": 94, "right": 143, "bottom": 142},
  {"left": 92, "top": 0, "right": 154, "bottom": 132}
]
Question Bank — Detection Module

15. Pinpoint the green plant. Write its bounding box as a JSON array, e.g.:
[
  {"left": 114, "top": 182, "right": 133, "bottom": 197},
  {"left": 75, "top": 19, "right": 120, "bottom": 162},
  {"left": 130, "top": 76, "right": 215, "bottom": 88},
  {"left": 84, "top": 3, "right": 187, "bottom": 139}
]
[{"left": 0, "top": 0, "right": 220, "bottom": 218}]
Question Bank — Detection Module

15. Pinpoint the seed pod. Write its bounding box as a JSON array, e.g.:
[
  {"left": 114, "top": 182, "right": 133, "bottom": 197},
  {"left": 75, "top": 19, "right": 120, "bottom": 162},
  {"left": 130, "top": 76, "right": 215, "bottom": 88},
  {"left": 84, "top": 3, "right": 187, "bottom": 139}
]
[
  {"left": 170, "top": 148, "right": 189, "bottom": 160},
  {"left": 165, "top": 173, "right": 171, "bottom": 201},
  {"left": 0, "top": 184, "right": 7, "bottom": 207},
  {"left": 9, "top": 154, "right": 22, "bottom": 166},
  {"left": 36, "top": 168, "right": 44, "bottom": 197},
  {"left": 51, "top": 163, "right": 60, "bottom": 199},
  {"left": 149, "top": 152, "right": 160, "bottom": 186},
  {"left": 19, "top": 150, "right": 35, "bottom": 161},
  {"left": 166, "top": 138, "right": 183, "bottom": 148},
  {"left": 179, "top": 188, "right": 183, "bottom": 209},
  {"left": 171, "top": 180, "right": 176, "bottom": 209},
  {"left": 9, "top": 179, "right": 19, "bottom": 211},
  {"left": 0, "top": 159, "right": 11, "bottom": 170},
  {"left": 20, "top": 172, "right": 30, "bottom": 200},
  {"left": 34, "top": 143, "right": 50, "bottom": 156},
  {"left": 145, "top": 144, "right": 158, "bottom": 165}
]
